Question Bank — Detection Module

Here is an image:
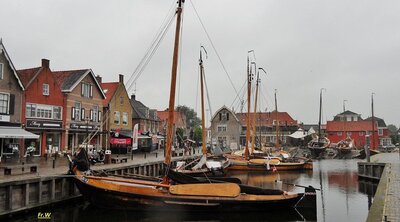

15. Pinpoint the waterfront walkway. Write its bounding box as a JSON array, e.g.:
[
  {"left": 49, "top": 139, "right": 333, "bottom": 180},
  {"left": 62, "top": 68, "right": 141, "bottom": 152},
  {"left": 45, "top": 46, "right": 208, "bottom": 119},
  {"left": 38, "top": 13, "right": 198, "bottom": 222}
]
[
  {"left": 0, "top": 148, "right": 202, "bottom": 183},
  {"left": 367, "top": 153, "right": 400, "bottom": 222}
]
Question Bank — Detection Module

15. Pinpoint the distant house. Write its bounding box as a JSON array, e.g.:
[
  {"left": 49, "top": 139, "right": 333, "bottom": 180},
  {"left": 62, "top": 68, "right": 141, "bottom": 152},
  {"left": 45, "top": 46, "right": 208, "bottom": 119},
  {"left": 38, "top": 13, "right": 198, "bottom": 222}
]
[
  {"left": 17, "top": 59, "right": 65, "bottom": 156},
  {"left": 53, "top": 68, "right": 105, "bottom": 153},
  {"left": 157, "top": 110, "right": 186, "bottom": 137},
  {"left": 235, "top": 111, "right": 299, "bottom": 146},
  {"left": 101, "top": 74, "right": 133, "bottom": 154},
  {"left": 210, "top": 106, "right": 241, "bottom": 149},
  {"left": 0, "top": 40, "right": 39, "bottom": 159},
  {"left": 130, "top": 94, "right": 160, "bottom": 135},
  {"left": 326, "top": 110, "right": 391, "bottom": 149}
]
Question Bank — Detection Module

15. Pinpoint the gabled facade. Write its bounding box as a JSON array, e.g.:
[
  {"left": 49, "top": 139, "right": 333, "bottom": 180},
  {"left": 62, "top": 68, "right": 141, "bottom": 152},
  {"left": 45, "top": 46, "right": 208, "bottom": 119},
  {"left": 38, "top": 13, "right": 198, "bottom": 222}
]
[
  {"left": 0, "top": 40, "right": 31, "bottom": 158},
  {"left": 18, "top": 59, "right": 65, "bottom": 156},
  {"left": 53, "top": 69, "right": 105, "bottom": 153},
  {"left": 101, "top": 74, "right": 133, "bottom": 154},
  {"left": 157, "top": 110, "right": 186, "bottom": 137},
  {"left": 326, "top": 110, "right": 390, "bottom": 150},
  {"left": 210, "top": 106, "right": 241, "bottom": 149},
  {"left": 130, "top": 94, "right": 160, "bottom": 134}
]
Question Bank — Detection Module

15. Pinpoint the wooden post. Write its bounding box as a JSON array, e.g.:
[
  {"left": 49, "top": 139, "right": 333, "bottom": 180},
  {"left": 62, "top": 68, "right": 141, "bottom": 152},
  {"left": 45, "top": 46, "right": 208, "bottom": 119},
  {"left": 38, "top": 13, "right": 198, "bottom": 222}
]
[
  {"left": 23, "top": 183, "right": 29, "bottom": 207},
  {"left": 6, "top": 185, "right": 12, "bottom": 210},
  {"left": 50, "top": 179, "right": 55, "bottom": 200}
]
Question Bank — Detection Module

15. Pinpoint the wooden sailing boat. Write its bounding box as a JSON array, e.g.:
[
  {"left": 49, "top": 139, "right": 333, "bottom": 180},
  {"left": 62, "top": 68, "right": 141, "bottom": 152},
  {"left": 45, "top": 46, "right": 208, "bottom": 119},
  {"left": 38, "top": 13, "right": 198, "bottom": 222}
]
[
  {"left": 175, "top": 46, "right": 229, "bottom": 176},
  {"left": 68, "top": 0, "right": 316, "bottom": 215},
  {"left": 308, "top": 88, "right": 330, "bottom": 159}
]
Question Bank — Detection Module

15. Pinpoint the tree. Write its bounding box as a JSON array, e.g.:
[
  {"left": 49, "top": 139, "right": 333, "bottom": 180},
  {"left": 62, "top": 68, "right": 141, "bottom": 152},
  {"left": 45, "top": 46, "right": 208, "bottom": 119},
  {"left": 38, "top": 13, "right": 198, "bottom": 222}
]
[
  {"left": 176, "top": 105, "right": 201, "bottom": 128},
  {"left": 176, "top": 128, "right": 184, "bottom": 147},
  {"left": 193, "top": 127, "right": 202, "bottom": 142},
  {"left": 387, "top": 124, "right": 399, "bottom": 145}
]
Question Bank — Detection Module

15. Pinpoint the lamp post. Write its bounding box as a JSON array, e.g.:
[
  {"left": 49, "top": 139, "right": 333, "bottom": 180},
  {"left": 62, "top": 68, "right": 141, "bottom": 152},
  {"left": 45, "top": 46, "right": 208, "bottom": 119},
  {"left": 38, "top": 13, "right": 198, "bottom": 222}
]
[{"left": 86, "top": 117, "right": 89, "bottom": 152}]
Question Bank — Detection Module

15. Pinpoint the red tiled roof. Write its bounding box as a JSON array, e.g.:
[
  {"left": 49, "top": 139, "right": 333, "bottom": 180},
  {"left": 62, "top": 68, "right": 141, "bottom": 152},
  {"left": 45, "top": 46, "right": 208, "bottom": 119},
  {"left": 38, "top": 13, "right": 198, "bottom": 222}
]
[
  {"left": 157, "top": 111, "right": 186, "bottom": 127},
  {"left": 326, "top": 121, "right": 376, "bottom": 132},
  {"left": 235, "top": 112, "right": 297, "bottom": 127},
  {"left": 16, "top": 67, "right": 41, "bottom": 87},
  {"left": 101, "top": 82, "right": 119, "bottom": 106}
]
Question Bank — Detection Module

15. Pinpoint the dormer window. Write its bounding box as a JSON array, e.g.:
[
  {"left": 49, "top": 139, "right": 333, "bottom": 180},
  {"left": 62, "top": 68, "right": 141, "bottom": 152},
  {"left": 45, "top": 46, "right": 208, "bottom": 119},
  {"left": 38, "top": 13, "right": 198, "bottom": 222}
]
[
  {"left": 0, "top": 63, "right": 3, "bottom": 79},
  {"left": 43, "top": 84, "right": 49, "bottom": 96},
  {"left": 81, "top": 83, "right": 92, "bottom": 98}
]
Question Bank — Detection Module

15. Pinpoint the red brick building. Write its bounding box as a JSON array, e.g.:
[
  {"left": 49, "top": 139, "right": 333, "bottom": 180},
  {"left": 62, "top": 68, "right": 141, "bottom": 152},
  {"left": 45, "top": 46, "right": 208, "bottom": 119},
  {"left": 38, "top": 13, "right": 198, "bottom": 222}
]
[{"left": 17, "top": 59, "right": 66, "bottom": 156}]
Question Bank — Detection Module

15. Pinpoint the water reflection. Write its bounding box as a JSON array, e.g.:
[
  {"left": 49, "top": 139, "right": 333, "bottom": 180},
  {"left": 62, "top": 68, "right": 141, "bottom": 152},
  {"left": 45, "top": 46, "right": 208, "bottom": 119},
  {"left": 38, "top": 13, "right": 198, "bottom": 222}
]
[{"left": 5, "top": 159, "right": 371, "bottom": 222}]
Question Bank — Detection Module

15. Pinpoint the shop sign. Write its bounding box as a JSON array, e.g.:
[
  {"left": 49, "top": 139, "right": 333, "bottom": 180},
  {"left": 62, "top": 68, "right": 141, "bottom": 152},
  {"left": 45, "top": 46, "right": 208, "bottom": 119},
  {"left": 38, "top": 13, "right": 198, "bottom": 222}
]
[
  {"left": 27, "top": 120, "right": 62, "bottom": 129},
  {"left": 110, "top": 138, "right": 132, "bottom": 145},
  {"left": 70, "top": 123, "right": 99, "bottom": 130},
  {"left": 0, "top": 115, "right": 10, "bottom": 122}
]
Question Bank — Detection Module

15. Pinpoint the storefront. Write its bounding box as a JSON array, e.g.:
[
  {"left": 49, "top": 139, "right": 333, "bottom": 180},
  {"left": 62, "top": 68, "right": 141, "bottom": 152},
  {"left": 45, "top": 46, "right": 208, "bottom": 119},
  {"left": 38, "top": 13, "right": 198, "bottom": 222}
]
[
  {"left": 109, "top": 129, "right": 132, "bottom": 154},
  {"left": 67, "top": 123, "right": 101, "bottom": 154},
  {"left": 25, "top": 119, "right": 63, "bottom": 156},
  {"left": 0, "top": 126, "right": 40, "bottom": 161}
]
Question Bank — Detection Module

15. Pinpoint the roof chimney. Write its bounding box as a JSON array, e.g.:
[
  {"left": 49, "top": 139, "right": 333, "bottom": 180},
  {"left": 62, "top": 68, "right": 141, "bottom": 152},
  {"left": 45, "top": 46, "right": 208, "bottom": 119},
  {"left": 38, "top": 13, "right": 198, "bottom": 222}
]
[
  {"left": 131, "top": 94, "right": 136, "bottom": 101},
  {"left": 95, "top": 75, "right": 102, "bottom": 84},
  {"left": 41, "top": 59, "right": 49, "bottom": 69},
  {"left": 119, "top": 74, "right": 124, "bottom": 83}
]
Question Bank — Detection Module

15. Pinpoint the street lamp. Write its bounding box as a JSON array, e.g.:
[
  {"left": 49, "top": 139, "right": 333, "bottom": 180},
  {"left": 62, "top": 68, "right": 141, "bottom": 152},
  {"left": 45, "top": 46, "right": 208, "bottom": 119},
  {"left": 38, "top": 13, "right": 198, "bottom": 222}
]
[{"left": 86, "top": 116, "right": 89, "bottom": 152}]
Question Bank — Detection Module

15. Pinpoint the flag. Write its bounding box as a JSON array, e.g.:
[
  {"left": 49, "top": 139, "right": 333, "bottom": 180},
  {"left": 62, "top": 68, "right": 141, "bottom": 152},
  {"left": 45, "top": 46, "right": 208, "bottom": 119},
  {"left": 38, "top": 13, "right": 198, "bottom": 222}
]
[{"left": 132, "top": 124, "right": 138, "bottom": 150}]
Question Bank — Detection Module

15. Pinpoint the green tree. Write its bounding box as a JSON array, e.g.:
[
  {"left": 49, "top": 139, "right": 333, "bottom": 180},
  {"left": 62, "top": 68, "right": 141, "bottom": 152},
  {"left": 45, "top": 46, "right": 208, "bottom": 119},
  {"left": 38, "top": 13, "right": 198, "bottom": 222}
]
[
  {"left": 387, "top": 124, "right": 399, "bottom": 145},
  {"left": 193, "top": 127, "right": 203, "bottom": 142},
  {"left": 176, "top": 105, "right": 201, "bottom": 128},
  {"left": 176, "top": 128, "right": 184, "bottom": 146}
]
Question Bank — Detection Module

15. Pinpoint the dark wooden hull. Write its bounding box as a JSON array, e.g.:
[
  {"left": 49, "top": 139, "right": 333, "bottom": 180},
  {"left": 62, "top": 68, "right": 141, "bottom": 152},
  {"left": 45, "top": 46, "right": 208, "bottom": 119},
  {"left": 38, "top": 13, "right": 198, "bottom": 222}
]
[
  {"left": 308, "top": 147, "right": 326, "bottom": 159},
  {"left": 73, "top": 177, "right": 315, "bottom": 213}
]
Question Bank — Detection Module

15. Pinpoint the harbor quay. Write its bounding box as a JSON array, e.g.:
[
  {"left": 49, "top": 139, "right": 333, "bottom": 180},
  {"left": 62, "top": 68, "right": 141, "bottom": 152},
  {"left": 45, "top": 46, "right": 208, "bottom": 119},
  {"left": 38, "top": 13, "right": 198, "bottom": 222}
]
[{"left": 0, "top": 148, "right": 202, "bottom": 218}]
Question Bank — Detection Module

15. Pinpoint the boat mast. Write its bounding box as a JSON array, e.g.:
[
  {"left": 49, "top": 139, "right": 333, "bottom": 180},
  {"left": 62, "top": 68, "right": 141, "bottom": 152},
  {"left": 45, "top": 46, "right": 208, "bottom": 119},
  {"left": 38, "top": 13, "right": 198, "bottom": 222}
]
[
  {"left": 371, "top": 93, "right": 375, "bottom": 151},
  {"left": 251, "top": 69, "right": 259, "bottom": 153},
  {"left": 244, "top": 52, "right": 253, "bottom": 158},
  {"left": 275, "top": 89, "right": 280, "bottom": 149},
  {"left": 199, "top": 46, "right": 207, "bottom": 155},
  {"left": 318, "top": 88, "right": 323, "bottom": 143},
  {"left": 164, "top": 0, "right": 184, "bottom": 176},
  {"left": 343, "top": 99, "right": 347, "bottom": 140}
]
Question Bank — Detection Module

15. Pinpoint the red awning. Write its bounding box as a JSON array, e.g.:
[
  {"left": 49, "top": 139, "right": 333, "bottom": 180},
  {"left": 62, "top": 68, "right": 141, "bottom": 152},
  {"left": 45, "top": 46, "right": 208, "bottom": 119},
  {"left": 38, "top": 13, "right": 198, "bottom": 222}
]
[{"left": 110, "top": 138, "right": 132, "bottom": 145}]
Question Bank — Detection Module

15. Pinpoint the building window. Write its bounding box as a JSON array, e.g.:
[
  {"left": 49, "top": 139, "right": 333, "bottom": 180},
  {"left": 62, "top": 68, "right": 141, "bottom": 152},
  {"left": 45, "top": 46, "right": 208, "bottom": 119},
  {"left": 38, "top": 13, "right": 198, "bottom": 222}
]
[
  {"left": 120, "top": 96, "right": 124, "bottom": 105},
  {"left": 43, "top": 84, "right": 49, "bottom": 96},
  {"left": 217, "top": 125, "right": 227, "bottom": 132},
  {"left": 114, "top": 111, "right": 120, "bottom": 125},
  {"left": 337, "top": 132, "right": 342, "bottom": 136},
  {"left": 0, "top": 63, "right": 3, "bottom": 79},
  {"left": 378, "top": 129, "right": 383, "bottom": 136},
  {"left": 347, "top": 132, "right": 352, "bottom": 136},
  {"left": 74, "top": 102, "right": 81, "bottom": 121},
  {"left": 81, "top": 83, "right": 92, "bottom": 98},
  {"left": 92, "top": 106, "right": 98, "bottom": 122},
  {"left": 53, "top": 106, "right": 62, "bottom": 120},
  {"left": 122, "top": 112, "right": 128, "bottom": 125},
  {"left": 359, "top": 132, "right": 364, "bottom": 136},
  {"left": 0, "top": 93, "right": 9, "bottom": 114}
]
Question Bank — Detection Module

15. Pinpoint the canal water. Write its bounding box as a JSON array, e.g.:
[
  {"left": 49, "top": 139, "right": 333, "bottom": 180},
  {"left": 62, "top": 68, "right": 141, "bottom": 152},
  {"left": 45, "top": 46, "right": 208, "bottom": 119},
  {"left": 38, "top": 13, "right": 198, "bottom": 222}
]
[{"left": 6, "top": 159, "right": 375, "bottom": 222}]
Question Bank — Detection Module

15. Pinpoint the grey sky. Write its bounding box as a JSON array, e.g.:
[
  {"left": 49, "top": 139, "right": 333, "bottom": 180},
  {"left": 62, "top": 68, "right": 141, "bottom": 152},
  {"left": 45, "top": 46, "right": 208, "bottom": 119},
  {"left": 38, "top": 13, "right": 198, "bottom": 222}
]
[{"left": 1, "top": 0, "right": 399, "bottom": 127}]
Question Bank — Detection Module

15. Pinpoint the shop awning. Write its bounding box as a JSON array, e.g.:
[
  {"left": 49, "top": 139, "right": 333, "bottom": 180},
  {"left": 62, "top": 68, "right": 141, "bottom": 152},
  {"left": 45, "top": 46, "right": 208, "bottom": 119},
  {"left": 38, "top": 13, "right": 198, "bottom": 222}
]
[{"left": 0, "top": 127, "right": 40, "bottom": 139}]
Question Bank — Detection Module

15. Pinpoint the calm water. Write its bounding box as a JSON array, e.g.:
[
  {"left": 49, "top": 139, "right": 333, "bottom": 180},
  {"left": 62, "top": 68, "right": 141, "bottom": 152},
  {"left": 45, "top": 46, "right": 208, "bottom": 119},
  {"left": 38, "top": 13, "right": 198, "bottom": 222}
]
[{"left": 6, "top": 159, "right": 375, "bottom": 222}]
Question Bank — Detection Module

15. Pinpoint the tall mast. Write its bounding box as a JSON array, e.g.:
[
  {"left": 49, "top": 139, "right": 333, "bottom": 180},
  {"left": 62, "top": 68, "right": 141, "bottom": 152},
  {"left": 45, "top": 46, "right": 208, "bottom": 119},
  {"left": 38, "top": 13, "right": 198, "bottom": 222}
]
[
  {"left": 164, "top": 0, "right": 184, "bottom": 174},
  {"left": 199, "top": 46, "right": 207, "bottom": 155},
  {"left": 318, "top": 88, "right": 323, "bottom": 143},
  {"left": 275, "top": 89, "right": 280, "bottom": 149},
  {"left": 371, "top": 93, "right": 375, "bottom": 150},
  {"left": 244, "top": 52, "right": 253, "bottom": 158},
  {"left": 343, "top": 100, "right": 347, "bottom": 139},
  {"left": 251, "top": 69, "right": 259, "bottom": 153}
]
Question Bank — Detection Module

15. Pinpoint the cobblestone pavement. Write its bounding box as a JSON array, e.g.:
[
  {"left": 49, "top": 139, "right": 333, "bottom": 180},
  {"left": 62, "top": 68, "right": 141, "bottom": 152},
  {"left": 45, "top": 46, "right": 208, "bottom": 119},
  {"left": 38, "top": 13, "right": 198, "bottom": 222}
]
[{"left": 0, "top": 147, "right": 202, "bottom": 183}]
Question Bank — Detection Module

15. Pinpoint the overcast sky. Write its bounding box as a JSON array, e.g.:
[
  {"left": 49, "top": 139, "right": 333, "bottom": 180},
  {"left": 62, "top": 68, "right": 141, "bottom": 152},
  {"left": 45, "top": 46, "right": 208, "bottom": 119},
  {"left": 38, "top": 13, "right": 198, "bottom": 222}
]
[{"left": 1, "top": 0, "right": 399, "bottom": 127}]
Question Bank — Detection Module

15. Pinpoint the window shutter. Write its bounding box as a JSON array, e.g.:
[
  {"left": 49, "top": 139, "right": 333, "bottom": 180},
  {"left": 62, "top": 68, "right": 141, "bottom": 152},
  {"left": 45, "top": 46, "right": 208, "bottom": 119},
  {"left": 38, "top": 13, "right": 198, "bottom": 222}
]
[
  {"left": 81, "top": 108, "right": 85, "bottom": 120},
  {"left": 98, "top": 111, "right": 102, "bottom": 122},
  {"left": 9, "top": 94, "right": 15, "bottom": 115},
  {"left": 81, "top": 84, "right": 84, "bottom": 96},
  {"left": 89, "top": 85, "right": 93, "bottom": 98},
  {"left": 71, "top": 107, "right": 75, "bottom": 120},
  {"left": 227, "top": 113, "right": 229, "bottom": 121},
  {"left": 90, "top": 109, "right": 93, "bottom": 121}
]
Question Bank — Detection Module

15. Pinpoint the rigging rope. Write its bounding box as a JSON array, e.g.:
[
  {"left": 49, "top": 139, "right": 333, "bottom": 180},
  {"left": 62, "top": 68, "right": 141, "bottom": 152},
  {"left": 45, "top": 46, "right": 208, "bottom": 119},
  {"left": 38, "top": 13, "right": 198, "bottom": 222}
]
[
  {"left": 126, "top": 0, "right": 177, "bottom": 92},
  {"left": 189, "top": 0, "right": 241, "bottom": 101}
]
